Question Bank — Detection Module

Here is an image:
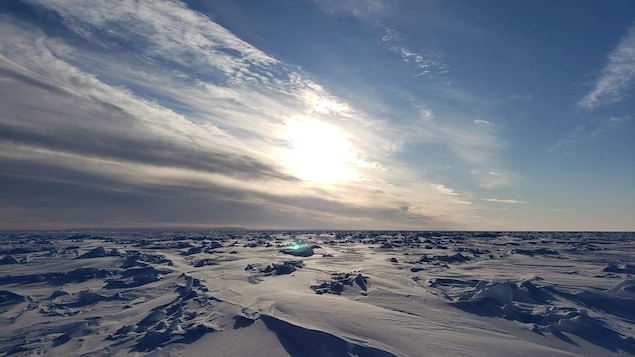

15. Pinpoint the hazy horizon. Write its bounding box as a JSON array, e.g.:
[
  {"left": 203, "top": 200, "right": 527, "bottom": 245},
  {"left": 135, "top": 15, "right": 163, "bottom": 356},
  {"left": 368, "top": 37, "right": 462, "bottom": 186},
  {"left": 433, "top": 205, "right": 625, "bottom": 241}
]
[{"left": 2, "top": 226, "right": 633, "bottom": 233}]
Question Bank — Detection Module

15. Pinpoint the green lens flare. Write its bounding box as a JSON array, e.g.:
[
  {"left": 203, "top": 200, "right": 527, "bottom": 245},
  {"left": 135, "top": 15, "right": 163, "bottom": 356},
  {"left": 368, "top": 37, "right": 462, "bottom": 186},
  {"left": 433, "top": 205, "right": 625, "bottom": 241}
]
[{"left": 289, "top": 240, "right": 304, "bottom": 250}]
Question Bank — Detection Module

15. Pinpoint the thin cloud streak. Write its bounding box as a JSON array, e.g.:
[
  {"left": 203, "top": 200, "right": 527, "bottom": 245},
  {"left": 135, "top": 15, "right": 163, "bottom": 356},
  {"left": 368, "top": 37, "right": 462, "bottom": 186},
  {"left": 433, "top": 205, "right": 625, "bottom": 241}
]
[
  {"left": 482, "top": 198, "right": 526, "bottom": 204},
  {"left": 579, "top": 23, "right": 635, "bottom": 109},
  {"left": 311, "top": 0, "right": 388, "bottom": 19}
]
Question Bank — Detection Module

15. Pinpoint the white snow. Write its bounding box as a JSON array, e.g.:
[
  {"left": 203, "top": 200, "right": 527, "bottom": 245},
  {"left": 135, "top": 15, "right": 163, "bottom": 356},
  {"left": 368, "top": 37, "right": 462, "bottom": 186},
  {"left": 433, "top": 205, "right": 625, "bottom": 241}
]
[{"left": 0, "top": 231, "right": 633, "bottom": 356}]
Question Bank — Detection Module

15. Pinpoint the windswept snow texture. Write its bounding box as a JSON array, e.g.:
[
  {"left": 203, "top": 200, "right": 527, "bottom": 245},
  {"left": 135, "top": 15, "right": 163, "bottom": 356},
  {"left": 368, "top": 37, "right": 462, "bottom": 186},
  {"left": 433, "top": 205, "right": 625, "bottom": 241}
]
[{"left": 0, "top": 231, "right": 634, "bottom": 356}]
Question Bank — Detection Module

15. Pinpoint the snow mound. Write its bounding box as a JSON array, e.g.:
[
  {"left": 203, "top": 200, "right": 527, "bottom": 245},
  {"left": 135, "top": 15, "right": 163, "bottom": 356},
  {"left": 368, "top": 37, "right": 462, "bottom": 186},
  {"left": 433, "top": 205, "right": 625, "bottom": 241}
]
[
  {"left": 448, "top": 278, "right": 635, "bottom": 355},
  {"left": 260, "top": 315, "right": 396, "bottom": 357},
  {"left": 0, "top": 255, "right": 20, "bottom": 265},
  {"left": 607, "top": 279, "right": 635, "bottom": 298},
  {"left": 0, "top": 290, "right": 26, "bottom": 312},
  {"left": 76, "top": 246, "right": 107, "bottom": 259}
]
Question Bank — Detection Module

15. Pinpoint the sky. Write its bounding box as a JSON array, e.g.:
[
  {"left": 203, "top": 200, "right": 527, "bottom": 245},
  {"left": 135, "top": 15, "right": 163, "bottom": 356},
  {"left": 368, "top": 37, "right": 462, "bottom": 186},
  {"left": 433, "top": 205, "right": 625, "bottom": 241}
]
[{"left": 0, "top": 0, "right": 634, "bottom": 231}]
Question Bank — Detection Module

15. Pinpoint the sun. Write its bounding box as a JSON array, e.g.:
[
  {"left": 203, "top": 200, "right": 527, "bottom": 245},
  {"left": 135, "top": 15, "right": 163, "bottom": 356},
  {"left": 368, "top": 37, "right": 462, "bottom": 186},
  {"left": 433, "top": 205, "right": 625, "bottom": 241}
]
[{"left": 281, "top": 118, "right": 358, "bottom": 184}]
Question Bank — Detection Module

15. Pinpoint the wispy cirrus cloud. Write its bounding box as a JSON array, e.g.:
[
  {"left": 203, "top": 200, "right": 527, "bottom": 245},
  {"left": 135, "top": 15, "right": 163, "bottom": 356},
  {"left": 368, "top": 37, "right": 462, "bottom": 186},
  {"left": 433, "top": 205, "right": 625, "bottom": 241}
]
[
  {"left": 547, "top": 125, "right": 587, "bottom": 153},
  {"left": 548, "top": 115, "right": 630, "bottom": 152},
  {"left": 421, "top": 111, "right": 504, "bottom": 165},
  {"left": 380, "top": 27, "right": 448, "bottom": 77},
  {"left": 311, "top": 0, "right": 388, "bottom": 19},
  {"left": 311, "top": 1, "right": 448, "bottom": 77},
  {"left": 579, "top": 23, "right": 635, "bottom": 109}
]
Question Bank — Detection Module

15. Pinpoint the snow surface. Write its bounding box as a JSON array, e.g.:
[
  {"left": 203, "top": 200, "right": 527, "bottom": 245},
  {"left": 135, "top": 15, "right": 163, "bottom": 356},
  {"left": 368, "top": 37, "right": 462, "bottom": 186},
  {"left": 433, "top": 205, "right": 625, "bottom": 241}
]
[{"left": 0, "top": 231, "right": 633, "bottom": 356}]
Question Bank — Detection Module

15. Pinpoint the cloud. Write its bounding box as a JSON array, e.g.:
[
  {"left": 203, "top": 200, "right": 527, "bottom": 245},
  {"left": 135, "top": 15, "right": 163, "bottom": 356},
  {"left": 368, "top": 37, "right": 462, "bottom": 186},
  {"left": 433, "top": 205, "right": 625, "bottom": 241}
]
[
  {"left": 472, "top": 170, "right": 519, "bottom": 189},
  {"left": 608, "top": 116, "right": 628, "bottom": 128},
  {"left": 380, "top": 27, "right": 448, "bottom": 77},
  {"left": 549, "top": 115, "right": 630, "bottom": 152},
  {"left": 0, "top": 36, "right": 291, "bottom": 183},
  {"left": 0, "top": 0, "right": 485, "bottom": 229},
  {"left": 510, "top": 94, "right": 533, "bottom": 102},
  {"left": 430, "top": 184, "right": 459, "bottom": 196},
  {"left": 590, "top": 115, "right": 631, "bottom": 137},
  {"left": 547, "top": 125, "right": 586, "bottom": 153},
  {"left": 420, "top": 108, "right": 434, "bottom": 121},
  {"left": 482, "top": 198, "right": 526, "bottom": 204},
  {"left": 308, "top": 4, "right": 449, "bottom": 79},
  {"left": 579, "top": 23, "right": 635, "bottom": 109},
  {"left": 381, "top": 27, "right": 402, "bottom": 42},
  {"left": 399, "top": 107, "right": 516, "bottom": 191},
  {"left": 419, "top": 110, "right": 503, "bottom": 165},
  {"left": 311, "top": 0, "right": 388, "bottom": 19}
]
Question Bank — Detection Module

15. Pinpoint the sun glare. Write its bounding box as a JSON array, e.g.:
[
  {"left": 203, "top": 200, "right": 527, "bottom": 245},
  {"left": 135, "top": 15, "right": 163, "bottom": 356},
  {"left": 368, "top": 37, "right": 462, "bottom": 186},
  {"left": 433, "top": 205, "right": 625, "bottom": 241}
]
[{"left": 282, "top": 118, "right": 358, "bottom": 184}]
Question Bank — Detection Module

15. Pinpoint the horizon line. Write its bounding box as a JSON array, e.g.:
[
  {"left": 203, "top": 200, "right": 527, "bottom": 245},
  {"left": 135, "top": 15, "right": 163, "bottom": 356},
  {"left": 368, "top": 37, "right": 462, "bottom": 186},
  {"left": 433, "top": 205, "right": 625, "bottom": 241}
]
[{"left": 0, "top": 227, "right": 633, "bottom": 233}]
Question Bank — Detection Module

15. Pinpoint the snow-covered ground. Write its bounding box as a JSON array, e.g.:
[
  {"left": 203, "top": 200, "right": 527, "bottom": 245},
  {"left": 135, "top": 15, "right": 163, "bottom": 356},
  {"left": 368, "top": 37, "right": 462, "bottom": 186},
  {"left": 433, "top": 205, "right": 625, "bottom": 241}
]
[{"left": 1, "top": 231, "right": 633, "bottom": 356}]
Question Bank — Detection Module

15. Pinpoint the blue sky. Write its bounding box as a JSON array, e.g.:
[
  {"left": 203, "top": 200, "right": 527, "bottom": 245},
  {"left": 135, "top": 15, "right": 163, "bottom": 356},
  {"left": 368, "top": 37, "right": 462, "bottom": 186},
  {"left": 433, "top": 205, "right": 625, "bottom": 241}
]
[{"left": 0, "top": 0, "right": 633, "bottom": 230}]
